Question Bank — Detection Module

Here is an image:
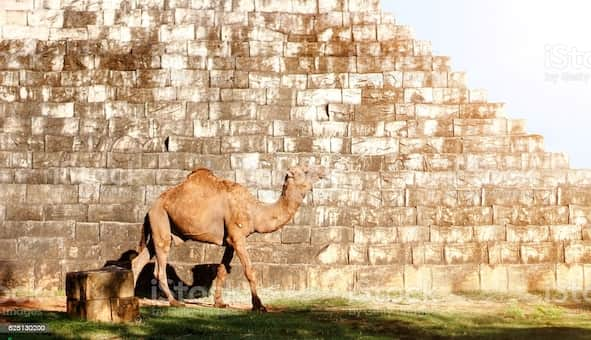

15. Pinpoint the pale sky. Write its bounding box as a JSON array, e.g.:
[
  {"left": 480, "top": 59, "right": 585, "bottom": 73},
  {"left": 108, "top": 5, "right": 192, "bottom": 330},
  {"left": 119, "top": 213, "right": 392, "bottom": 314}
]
[{"left": 384, "top": 0, "right": 591, "bottom": 169}]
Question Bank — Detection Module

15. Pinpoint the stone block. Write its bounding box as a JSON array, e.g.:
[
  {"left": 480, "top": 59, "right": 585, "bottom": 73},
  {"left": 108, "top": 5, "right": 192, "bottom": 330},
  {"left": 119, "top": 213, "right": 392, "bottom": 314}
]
[
  {"left": 351, "top": 137, "right": 398, "bottom": 155},
  {"left": 348, "top": 244, "right": 367, "bottom": 264},
  {"left": 507, "top": 264, "right": 555, "bottom": 292},
  {"left": 88, "top": 204, "right": 143, "bottom": 223},
  {"left": 495, "top": 206, "right": 570, "bottom": 226},
  {"left": 210, "top": 102, "right": 257, "bottom": 120},
  {"left": 403, "top": 265, "right": 432, "bottom": 293},
  {"left": 26, "top": 184, "right": 78, "bottom": 204},
  {"left": 506, "top": 225, "right": 549, "bottom": 242},
  {"left": 565, "top": 242, "right": 591, "bottom": 264},
  {"left": 349, "top": 73, "right": 384, "bottom": 88},
  {"left": 354, "top": 227, "right": 397, "bottom": 244},
  {"left": 354, "top": 104, "right": 395, "bottom": 122},
  {"left": 18, "top": 237, "right": 65, "bottom": 260},
  {"left": 222, "top": 136, "right": 266, "bottom": 153},
  {"left": 460, "top": 103, "right": 505, "bottom": 119},
  {"left": 357, "top": 265, "right": 404, "bottom": 291},
  {"left": 296, "top": 89, "right": 342, "bottom": 106},
  {"left": 559, "top": 187, "right": 591, "bottom": 206},
  {"left": 67, "top": 297, "right": 139, "bottom": 323},
  {"left": 316, "top": 244, "right": 349, "bottom": 265},
  {"left": 310, "top": 227, "right": 354, "bottom": 244},
  {"left": 430, "top": 226, "right": 473, "bottom": 243},
  {"left": 308, "top": 266, "right": 355, "bottom": 291},
  {"left": 0, "top": 239, "right": 17, "bottom": 260},
  {"left": 415, "top": 104, "right": 458, "bottom": 119},
  {"left": 557, "top": 264, "right": 584, "bottom": 291},
  {"left": 488, "top": 242, "right": 520, "bottom": 265},
  {"left": 570, "top": 205, "right": 591, "bottom": 226},
  {"left": 221, "top": 89, "right": 267, "bottom": 105},
  {"left": 412, "top": 243, "right": 443, "bottom": 265},
  {"left": 511, "top": 135, "right": 544, "bottom": 153},
  {"left": 281, "top": 226, "right": 311, "bottom": 244},
  {"left": 550, "top": 225, "right": 582, "bottom": 241},
  {"left": 99, "top": 222, "right": 142, "bottom": 241},
  {"left": 480, "top": 265, "right": 508, "bottom": 292},
  {"left": 484, "top": 188, "right": 534, "bottom": 207},
  {"left": 473, "top": 225, "right": 505, "bottom": 242},
  {"left": 444, "top": 243, "right": 485, "bottom": 264},
  {"left": 431, "top": 265, "right": 480, "bottom": 293},
  {"left": 261, "top": 265, "right": 307, "bottom": 290},
  {"left": 566, "top": 170, "right": 591, "bottom": 185},
  {"left": 520, "top": 243, "right": 561, "bottom": 264},
  {"left": 99, "top": 186, "right": 145, "bottom": 204},
  {"left": 75, "top": 222, "right": 100, "bottom": 242},
  {"left": 368, "top": 245, "right": 406, "bottom": 265},
  {"left": 453, "top": 118, "right": 508, "bottom": 136}
]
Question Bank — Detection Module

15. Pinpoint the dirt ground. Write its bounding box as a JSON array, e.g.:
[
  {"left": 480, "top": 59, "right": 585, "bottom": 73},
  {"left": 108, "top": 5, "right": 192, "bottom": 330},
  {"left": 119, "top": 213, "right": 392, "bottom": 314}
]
[
  {"left": 3, "top": 290, "right": 591, "bottom": 339},
  {"left": 1, "top": 289, "right": 589, "bottom": 317}
]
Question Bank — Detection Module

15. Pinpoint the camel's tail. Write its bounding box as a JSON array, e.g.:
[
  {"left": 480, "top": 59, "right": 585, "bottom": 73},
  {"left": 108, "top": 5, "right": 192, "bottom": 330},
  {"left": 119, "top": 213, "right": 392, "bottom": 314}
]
[{"left": 138, "top": 214, "right": 152, "bottom": 253}]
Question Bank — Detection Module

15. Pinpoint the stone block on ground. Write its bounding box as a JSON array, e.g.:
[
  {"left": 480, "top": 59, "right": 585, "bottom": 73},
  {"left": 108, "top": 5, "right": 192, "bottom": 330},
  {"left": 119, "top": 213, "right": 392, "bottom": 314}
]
[{"left": 66, "top": 267, "right": 139, "bottom": 323}]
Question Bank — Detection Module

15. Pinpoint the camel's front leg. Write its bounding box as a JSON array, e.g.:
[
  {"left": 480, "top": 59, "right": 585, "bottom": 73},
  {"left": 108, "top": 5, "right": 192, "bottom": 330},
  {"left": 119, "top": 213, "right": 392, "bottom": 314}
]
[
  {"left": 233, "top": 240, "right": 266, "bottom": 312},
  {"left": 214, "top": 246, "right": 234, "bottom": 308}
]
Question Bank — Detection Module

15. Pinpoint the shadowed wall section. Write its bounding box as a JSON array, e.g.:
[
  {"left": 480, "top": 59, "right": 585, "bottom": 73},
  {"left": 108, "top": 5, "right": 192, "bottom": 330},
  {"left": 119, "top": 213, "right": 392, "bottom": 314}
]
[{"left": 1, "top": 0, "right": 590, "bottom": 296}]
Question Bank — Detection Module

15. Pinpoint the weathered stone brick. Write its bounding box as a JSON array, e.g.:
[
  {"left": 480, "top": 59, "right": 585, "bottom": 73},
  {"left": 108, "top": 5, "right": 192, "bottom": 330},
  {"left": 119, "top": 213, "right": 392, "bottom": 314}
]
[
  {"left": 316, "top": 244, "right": 348, "bottom": 265},
  {"left": 520, "top": 243, "right": 561, "bottom": 264},
  {"left": 368, "top": 245, "right": 406, "bottom": 265},
  {"left": 480, "top": 265, "right": 508, "bottom": 292},
  {"left": 0, "top": 239, "right": 17, "bottom": 260},
  {"left": 18, "top": 237, "right": 65, "bottom": 260},
  {"left": 261, "top": 265, "right": 307, "bottom": 290},
  {"left": 473, "top": 225, "right": 505, "bottom": 242},
  {"left": 357, "top": 265, "right": 403, "bottom": 291},
  {"left": 444, "top": 243, "right": 486, "bottom": 264},
  {"left": 308, "top": 266, "right": 355, "bottom": 291},
  {"left": 6, "top": 204, "right": 43, "bottom": 221},
  {"left": 565, "top": 242, "right": 591, "bottom": 264},
  {"left": 310, "top": 227, "right": 354, "bottom": 244},
  {"left": 26, "top": 184, "right": 78, "bottom": 204},
  {"left": 555, "top": 264, "right": 583, "bottom": 291},
  {"left": 281, "top": 226, "right": 311, "bottom": 244},
  {"left": 507, "top": 264, "right": 555, "bottom": 292},
  {"left": 431, "top": 265, "right": 480, "bottom": 293},
  {"left": 488, "top": 242, "right": 519, "bottom": 265},
  {"left": 44, "top": 204, "right": 88, "bottom": 221},
  {"left": 88, "top": 204, "right": 144, "bottom": 223},
  {"left": 99, "top": 185, "right": 145, "bottom": 204}
]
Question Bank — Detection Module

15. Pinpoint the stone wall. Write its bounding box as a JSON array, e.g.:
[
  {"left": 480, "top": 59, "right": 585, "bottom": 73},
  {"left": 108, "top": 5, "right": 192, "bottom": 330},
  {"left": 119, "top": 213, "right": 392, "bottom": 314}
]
[{"left": 1, "top": 0, "right": 591, "bottom": 296}]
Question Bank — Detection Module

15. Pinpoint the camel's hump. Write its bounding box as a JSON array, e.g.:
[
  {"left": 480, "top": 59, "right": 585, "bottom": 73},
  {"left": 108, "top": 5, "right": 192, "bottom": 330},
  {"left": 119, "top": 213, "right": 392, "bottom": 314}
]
[{"left": 188, "top": 168, "right": 213, "bottom": 177}]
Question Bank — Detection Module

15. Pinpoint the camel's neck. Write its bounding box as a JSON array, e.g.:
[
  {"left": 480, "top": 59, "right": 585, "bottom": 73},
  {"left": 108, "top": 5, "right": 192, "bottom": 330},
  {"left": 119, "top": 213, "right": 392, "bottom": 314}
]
[{"left": 253, "top": 180, "right": 306, "bottom": 234}]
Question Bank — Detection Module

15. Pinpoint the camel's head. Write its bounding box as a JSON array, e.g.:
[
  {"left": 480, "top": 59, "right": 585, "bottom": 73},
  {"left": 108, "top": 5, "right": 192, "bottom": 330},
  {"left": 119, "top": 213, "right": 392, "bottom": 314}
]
[{"left": 285, "top": 165, "right": 327, "bottom": 192}]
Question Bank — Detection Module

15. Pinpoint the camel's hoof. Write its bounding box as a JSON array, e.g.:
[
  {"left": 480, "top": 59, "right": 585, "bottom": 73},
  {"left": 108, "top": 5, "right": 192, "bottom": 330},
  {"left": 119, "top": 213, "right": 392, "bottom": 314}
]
[
  {"left": 214, "top": 302, "right": 229, "bottom": 309},
  {"left": 170, "top": 300, "right": 185, "bottom": 307},
  {"left": 252, "top": 305, "right": 267, "bottom": 313}
]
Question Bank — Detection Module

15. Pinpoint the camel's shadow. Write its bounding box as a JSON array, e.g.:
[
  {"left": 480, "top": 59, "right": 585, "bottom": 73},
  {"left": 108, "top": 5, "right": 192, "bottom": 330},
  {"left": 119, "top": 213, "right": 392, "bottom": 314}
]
[{"left": 104, "top": 250, "right": 218, "bottom": 302}]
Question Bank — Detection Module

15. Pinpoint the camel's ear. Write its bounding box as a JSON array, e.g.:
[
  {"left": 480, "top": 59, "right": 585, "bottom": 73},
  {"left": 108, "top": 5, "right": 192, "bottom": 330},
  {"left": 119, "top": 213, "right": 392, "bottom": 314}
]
[{"left": 286, "top": 168, "right": 295, "bottom": 178}]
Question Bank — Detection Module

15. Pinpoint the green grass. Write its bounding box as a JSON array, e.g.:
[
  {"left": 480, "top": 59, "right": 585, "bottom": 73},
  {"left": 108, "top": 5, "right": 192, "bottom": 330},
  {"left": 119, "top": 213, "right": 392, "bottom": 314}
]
[{"left": 5, "top": 297, "right": 591, "bottom": 339}]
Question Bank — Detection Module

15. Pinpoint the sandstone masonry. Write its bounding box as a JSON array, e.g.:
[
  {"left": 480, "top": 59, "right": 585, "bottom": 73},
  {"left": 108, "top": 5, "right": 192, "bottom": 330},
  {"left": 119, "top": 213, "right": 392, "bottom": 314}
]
[{"left": 1, "top": 0, "right": 590, "bottom": 295}]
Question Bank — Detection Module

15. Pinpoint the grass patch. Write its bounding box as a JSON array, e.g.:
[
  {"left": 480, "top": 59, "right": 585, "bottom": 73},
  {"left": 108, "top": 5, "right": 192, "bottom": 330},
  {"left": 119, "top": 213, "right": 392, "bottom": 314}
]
[{"left": 5, "top": 297, "right": 591, "bottom": 339}]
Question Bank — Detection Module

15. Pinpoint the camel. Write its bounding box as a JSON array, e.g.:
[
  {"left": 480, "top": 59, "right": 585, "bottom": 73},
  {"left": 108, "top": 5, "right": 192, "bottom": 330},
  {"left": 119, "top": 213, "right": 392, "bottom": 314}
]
[{"left": 131, "top": 165, "right": 326, "bottom": 312}]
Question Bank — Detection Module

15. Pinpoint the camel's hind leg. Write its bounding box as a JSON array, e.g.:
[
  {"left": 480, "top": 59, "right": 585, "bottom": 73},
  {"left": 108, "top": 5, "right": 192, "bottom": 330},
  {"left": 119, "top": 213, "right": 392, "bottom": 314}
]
[
  {"left": 214, "top": 246, "right": 234, "bottom": 308},
  {"left": 131, "top": 246, "right": 151, "bottom": 286},
  {"left": 149, "top": 202, "right": 184, "bottom": 307}
]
